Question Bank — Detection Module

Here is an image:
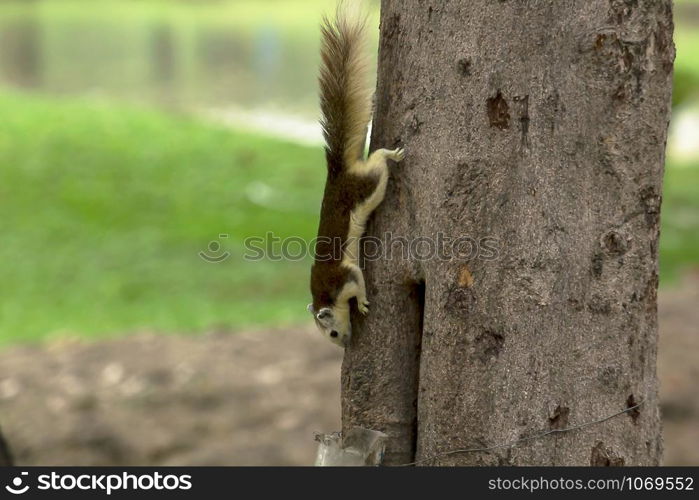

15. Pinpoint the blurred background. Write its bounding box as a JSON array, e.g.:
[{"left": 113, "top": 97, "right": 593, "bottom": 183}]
[{"left": 0, "top": 0, "right": 696, "bottom": 466}]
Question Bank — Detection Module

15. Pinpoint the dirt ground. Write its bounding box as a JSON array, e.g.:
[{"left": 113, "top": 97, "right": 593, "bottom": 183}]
[{"left": 0, "top": 276, "right": 697, "bottom": 466}]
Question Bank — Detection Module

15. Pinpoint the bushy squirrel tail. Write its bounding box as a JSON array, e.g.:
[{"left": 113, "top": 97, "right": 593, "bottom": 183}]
[{"left": 318, "top": 4, "right": 372, "bottom": 173}]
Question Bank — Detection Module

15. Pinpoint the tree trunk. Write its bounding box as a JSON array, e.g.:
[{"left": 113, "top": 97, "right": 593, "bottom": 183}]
[
  {"left": 0, "top": 2, "right": 42, "bottom": 89},
  {"left": 341, "top": 0, "right": 674, "bottom": 466},
  {"left": 0, "top": 427, "right": 13, "bottom": 466}
]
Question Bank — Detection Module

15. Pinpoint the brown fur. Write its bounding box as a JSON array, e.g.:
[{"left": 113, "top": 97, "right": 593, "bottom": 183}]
[
  {"left": 310, "top": 261, "right": 352, "bottom": 310},
  {"left": 313, "top": 170, "right": 379, "bottom": 258}
]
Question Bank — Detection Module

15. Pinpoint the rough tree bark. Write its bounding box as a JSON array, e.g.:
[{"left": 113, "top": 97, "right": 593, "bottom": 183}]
[{"left": 341, "top": 0, "right": 674, "bottom": 465}]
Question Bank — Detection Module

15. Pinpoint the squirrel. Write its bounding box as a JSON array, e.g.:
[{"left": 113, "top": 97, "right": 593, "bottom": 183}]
[{"left": 307, "top": 5, "right": 404, "bottom": 348}]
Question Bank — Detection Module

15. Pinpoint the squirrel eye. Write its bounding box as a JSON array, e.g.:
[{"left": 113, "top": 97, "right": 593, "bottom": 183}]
[{"left": 329, "top": 330, "right": 339, "bottom": 338}]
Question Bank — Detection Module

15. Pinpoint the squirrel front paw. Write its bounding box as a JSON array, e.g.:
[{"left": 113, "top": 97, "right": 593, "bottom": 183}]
[{"left": 358, "top": 299, "right": 370, "bottom": 315}]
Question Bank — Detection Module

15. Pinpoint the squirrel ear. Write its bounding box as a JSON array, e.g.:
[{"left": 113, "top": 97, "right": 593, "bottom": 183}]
[
  {"left": 307, "top": 303, "right": 315, "bottom": 314},
  {"left": 317, "top": 308, "right": 333, "bottom": 321}
]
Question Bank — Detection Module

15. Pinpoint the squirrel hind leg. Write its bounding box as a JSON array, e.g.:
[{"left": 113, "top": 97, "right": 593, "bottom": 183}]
[
  {"left": 368, "top": 147, "right": 404, "bottom": 165},
  {"left": 348, "top": 147, "right": 404, "bottom": 177}
]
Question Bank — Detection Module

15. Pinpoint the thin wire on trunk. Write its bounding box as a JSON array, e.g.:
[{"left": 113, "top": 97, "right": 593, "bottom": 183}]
[{"left": 398, "top": 399, "right": 645, "bottom": 466}]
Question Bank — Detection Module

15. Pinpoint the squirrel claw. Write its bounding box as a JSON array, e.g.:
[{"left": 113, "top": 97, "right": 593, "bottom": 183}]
[
  {"left": 359, "top": 300, "right": 370, "bottom": 315},
  {"left": 390, "top": 148, "right": 405, "bottom": 162}
]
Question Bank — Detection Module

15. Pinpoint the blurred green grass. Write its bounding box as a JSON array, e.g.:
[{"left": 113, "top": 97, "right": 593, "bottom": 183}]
[
  {"left": 0, "top": 0, "right": 697, "bottom": 343},
  {"left": 0, "top": 91, "right": 324, "bottom": 344},
  {"left": 661, "top": 163, "right": 699, "bottom": 282},
  {"left": 0, "top": 91, "right": 697, "bottom": 344},
  {"left": 674, "top": 28, "right": 699, "bottom": 106}
]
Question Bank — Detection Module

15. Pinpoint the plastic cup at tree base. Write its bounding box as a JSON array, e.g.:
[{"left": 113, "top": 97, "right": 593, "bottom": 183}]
[{"left": 314, "top": 428, "right": 388, "bottom": 466}]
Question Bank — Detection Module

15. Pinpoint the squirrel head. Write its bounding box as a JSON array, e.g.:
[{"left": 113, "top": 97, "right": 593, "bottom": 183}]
[{"left": 307, "top": 303, "right": 351, "bottom": 347}]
